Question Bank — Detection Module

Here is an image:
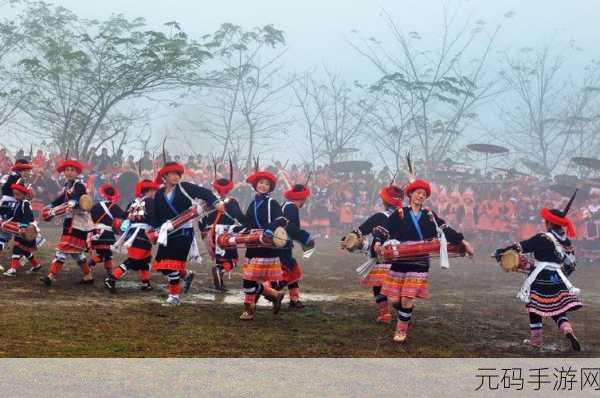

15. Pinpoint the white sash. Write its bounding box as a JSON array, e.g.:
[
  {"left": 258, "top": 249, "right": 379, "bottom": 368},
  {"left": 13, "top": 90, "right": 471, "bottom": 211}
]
[{"left": 516, "top": 232, "right": 580, "bottom": 303}]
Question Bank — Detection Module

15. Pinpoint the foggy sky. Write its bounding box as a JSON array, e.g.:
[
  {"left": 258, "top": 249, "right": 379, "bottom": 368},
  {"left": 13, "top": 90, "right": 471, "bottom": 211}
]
[{"left": 9, "top": 0, "right": 600, "bottom": 164}]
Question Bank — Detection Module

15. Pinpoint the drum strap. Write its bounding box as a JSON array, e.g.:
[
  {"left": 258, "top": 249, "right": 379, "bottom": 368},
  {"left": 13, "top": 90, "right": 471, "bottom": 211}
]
[
  {"left": 409, "top": 210, "right": 424, "bottom": 241},
  {"left": 163, "top": 189, "right": 180, "bottom": 217},
  {"left": 253, "top": 197, "right": 272, "bottom": 228},
  {"left": 97, "top": 201, "right": 114, "bottom": 224}
]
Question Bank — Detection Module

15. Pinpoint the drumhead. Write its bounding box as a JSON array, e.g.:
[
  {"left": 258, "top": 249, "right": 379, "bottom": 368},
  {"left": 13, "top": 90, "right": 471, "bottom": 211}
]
[
  {"left": 500, "top": 250, "right": 520, "bottom": 272},
  {"left": 79, "top": 194, "right": 93, "bottom": 211},
  {"left": 343, "top": 232, "right": 361, "bottom": 251},
  {"left": 273, "top": 227, "right": 288, "bottom": 248}
]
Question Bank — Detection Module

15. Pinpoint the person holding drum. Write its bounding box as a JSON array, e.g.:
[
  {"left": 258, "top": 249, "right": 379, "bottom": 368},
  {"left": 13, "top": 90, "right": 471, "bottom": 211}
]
[
  {"left": 374, "top": 179, "right": 475, "bottom": 343},
  {"left": 198, "top": 158, "right": 247, "bottom": 291},
  {"left": 493, "top": 191, "right": 583, "bottom": 351},
  {"left": 239, "top": 161, "right": 291, "bottom": 320},
  {"left": 88, "top": 184, "right": 126, "bottom": 277},
  {"left": 2, "top": 181, "right": 41, "bottom": 277},
  {"left": 105, "top": 179, "right": 160, "bottom": 293},
  {"left": 41, "top": 157, "right": 94, "bottom": 286},
  {"left": 279, "top": 181, "right": 315, "bottom": 309},
  {"left": 341, "top": 182, "right": 404, "bottom": 324},
  {"left": 152, "top": 161, "right": 223, "bottom": 306},
  {"left": 0, "top": 158, "right": 34, "bottom": 252}
]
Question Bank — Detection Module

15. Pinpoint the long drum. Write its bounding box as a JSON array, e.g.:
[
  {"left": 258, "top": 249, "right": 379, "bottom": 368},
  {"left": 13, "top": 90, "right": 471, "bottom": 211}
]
[
  {"left": 41, "top": 194, "right": 93, "bottom": 221},
  {"left": 217, "top": 227, "right": 288, "bottom": 249},
  {"left": 169, "top": 205, "right": 201, "bottom": 231},
  {"left": 0, "top": 220, "right": 37, "bottom": 241},
  {"left": 380, "top": 239, "right": 466, "bottom": 262}
]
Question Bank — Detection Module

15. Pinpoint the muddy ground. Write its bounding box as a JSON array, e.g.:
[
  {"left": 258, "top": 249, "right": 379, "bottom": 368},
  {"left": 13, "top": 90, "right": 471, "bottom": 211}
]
[{"left": 0, "top": 227, "right": 598, "bottom": 357}]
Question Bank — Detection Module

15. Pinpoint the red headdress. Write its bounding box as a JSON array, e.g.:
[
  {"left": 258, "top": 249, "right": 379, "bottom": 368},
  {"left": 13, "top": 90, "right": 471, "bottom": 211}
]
[
  {"left": 156, "top": 162, "right": 184, "bottom": 183},
  {"left": 540, "top": 190, "right": 577, "bottom": 238},
  {"left": 98, "top": 184, "right": 121, "bottom": 203},
  {"left": 57, "top": 159, "right": 84, "bottom": 174},
  {"left": 135, "top": 179, "right": 160, "bottom": 198},
  {"left": 284, "top": 172, "right": 312, "bottom": 202},
  {"left": 11, "top": 159, "right": 33, "bottom": 172},
  {"left": 246, "top": 156, "right": 277, "bottom": 192},
  {"left": 212, "top": 154, "right": 235, "bottom": 197},
  {"left": 10, "top": 181, "right": 32, "bottom": 196}
]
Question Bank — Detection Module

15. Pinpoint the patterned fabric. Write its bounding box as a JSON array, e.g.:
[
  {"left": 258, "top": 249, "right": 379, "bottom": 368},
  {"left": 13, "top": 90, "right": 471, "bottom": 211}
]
[
  {"left": 282, "top": 261, "right": 303, "bottom": 284},
  {"left": 381, "top": 270, "right": 429, "bottom": 301},
  {"left": 527, "top": 269, "right": 583, "bottom": 317},
  {"left": 359, "top": 263, "right": 390, "bottom": 287},
  {"left": 153, "top": 259, "right": 187, "bottom": 271},
  {"left": 57, "top": 233, "right": 87, "bottom": 253},
  {"left": 243, "top": 257, "right": 283, "bottom": 282},
  {"left": 128, "top": 246, "right": 152, "bottom": 261}
]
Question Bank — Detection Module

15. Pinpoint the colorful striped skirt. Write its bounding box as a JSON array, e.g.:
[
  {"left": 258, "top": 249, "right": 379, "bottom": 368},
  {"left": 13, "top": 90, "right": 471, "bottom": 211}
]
[
  {"left": 57, "top": 232, "right": 87, "bottom": 253},
  {"left": 527, "top": 270, "right": 583, "bottom": 317},
  {"left": 243, "top": 257, "right": 283, "bottom": 282},
  {"left": 282, "top": 260, "right": 303, "bottom": 284},
  {"left": 359, "top": 263, "right": 390, "bottom": 287},
  {"left": 381, "top": 270, "right": 429, "bottom": 301}
]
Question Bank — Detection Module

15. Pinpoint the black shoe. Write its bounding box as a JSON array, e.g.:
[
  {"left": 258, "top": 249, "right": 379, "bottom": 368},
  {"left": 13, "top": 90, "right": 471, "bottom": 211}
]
[
  {"left": 566, "top": 333, "right": 582, "bottom": 352},
  {"left": 78, "top": 278, "right": 94, "bottom": 285},
  {"left": 104, "top": 277, "right": 116, "bottom": 293},
  {"left": 183, "top": 271, "right": 194, "bottom": 294},
  {"left": 40, "top": 275, "right": 52, "bottom": 287},
  {"left": 289, "top": 300, "right": 305, "bottom": 309},
  {"left": 27, "top": 265, "right": 42, "bottom": 274},
  {"left": 140, "top": 282, "right": 153, "bottom": 291}
]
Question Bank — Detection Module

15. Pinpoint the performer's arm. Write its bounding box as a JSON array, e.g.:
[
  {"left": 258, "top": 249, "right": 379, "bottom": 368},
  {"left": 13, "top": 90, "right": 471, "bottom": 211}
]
[
  {"left": 224, "top": 198, "right": 248, "bottom": 226},
  {"left": 282, "top": 204, "right": 312, "bottom": 245},
  {"left": 356, "top": 212, "right": 388, "bottom": 236},
  {"left": 112, "top": 204, "right": 127, "bottom": 220},
  {"left": 494, "top": 233, "right": 543, "bottom": 260},
  {"left": 50, "top": 190, "right": 66, "bottom": 207},
  {"left": 431, "top": 211, "right": 464, "bottom": 244},
  {"left": 180, "top": 182, "right": 219, "bottom": 207}
]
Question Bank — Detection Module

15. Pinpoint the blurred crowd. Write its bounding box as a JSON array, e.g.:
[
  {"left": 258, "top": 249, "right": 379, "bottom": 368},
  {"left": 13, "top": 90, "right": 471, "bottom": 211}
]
[{"left": 3, "top": 147, "right": 599, "bottom": 259}]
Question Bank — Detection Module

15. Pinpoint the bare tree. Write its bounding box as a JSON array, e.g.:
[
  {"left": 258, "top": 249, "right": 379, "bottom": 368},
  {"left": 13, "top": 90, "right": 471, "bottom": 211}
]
[
  {"left": 498, "top": 44, "right": 593, "bottom": 178},
  {"left": 183, "top": 24, "right": 293, "bottom": 169},
  {"left": 292, "top": 71, "right": 322, "bottom": 169},
  {"left": 350, "top": 4, "right": 510, "bottom": 174},
  {"left": 292, "top": 68, "right": 370, "bottom": 166}
]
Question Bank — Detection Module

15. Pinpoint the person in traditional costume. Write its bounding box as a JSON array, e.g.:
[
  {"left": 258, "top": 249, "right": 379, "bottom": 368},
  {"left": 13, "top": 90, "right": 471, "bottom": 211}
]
[
  {"left": 88, "top": 184, "right": 126, "bottom": 276},
  {"left": 104, "top": 179, "right": 160, "bottom": 292},
  {"left": 152, "top": 161, "right": 223, "bottom": 306},
  {"left": 494, "top": 191, "right": 583, "bottom": 351},
  {"left": 279, "top": 180, "right": 315, "bottom": 309},
  {"left": 198, "top": 157, "right": 246, "bottom": 291},
  {"left": 2, "top": 182, "right": 41, "bottom": 276},
  {"left": 238, "top": 159, "right": 290, "bottom": 320},
  {"left": 41, "top": 157, "right": 94, "bottom": 286},
  {"left": 0, "top": 159, "right": 33, "bottom": 251},
  {"left": 341, "top": 181, "right": 404, "bottom": 324},
  {"left": 375, "top": 174, "right": 475, "bottom": 343}
]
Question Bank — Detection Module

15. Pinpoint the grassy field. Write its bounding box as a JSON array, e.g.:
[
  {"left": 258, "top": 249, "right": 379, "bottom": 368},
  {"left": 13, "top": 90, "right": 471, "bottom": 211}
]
[{"left": 0, "top": 226, "right": 598, "bottom": 357}]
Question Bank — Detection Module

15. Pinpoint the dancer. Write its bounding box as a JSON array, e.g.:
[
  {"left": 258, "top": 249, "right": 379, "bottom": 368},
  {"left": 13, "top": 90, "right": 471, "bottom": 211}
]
[{"left": 494, "top": 190, "right": 582, "bottom": 351}]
